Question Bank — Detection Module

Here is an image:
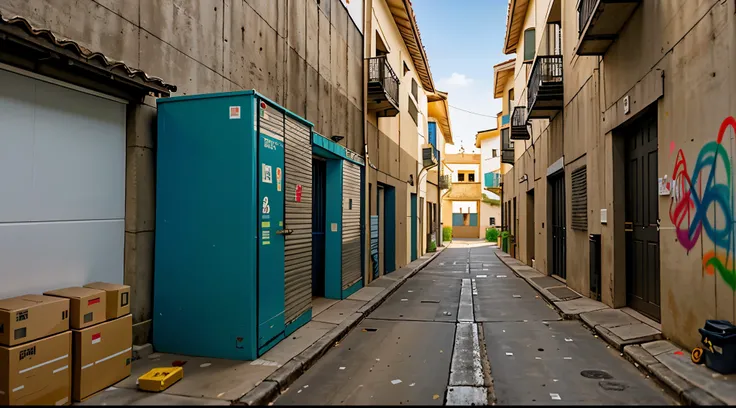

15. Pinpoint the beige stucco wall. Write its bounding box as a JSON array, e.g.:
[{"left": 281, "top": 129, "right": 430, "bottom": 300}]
[
  {"left": 365, "top": 0, "right": 430, "bottom": 276},
  {"left": 501, "top": 0, "right": 736, "bottom": 351}
]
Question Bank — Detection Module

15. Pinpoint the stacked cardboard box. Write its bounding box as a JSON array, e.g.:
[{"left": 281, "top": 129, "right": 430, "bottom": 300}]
[
  {"left": 0, "top": 295, "right": 72, "bottom": 405},
  {"left": 44, "top": 284, "right": 132, "bottom": 402}
]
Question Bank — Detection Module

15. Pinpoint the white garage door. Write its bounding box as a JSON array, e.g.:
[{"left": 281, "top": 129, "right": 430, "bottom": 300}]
[{"left": 0, "top": 68, "right": 126, "bottom": 299}]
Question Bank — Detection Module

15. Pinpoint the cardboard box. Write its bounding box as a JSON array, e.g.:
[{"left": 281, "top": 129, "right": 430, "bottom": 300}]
[
  {"left": 72, "top": 314, "right": 132, "bottom": 401},
  {"left": 0, "top": 331, "right": 72, "bottom": 406},
  {"left": 0, "top": 295, "right": 69, "bottom": 347},
  {"left": 83, "top": 282, "right": 130, "bottom": 320},
  {"left": 44, "top": 287, "right": 106, "bottom": 330}
]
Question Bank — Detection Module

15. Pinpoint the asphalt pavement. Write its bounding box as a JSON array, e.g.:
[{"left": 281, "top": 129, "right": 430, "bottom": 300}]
[{"left": 275, "top": 240, "right": 675, "bottom": 405}]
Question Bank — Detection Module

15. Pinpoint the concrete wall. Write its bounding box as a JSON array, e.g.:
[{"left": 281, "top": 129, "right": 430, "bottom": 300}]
[
  {"left": 0, "top": 0, "right": 364, "bottom": 344},
  {"left": 500, "top": 0, "right": 736, "bottom": 350}
]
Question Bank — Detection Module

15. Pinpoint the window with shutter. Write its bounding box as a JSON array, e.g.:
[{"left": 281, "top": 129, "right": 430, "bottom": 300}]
[
  {"left": 571, "top": 166, "right": 588, "bottom": 230},
  {"left": 408, "top": 97, "right": 418, "bottom": 125},
  {"left": 411, "top": 79, "right": 418, "bottom": 100},
  {"left": 523, "top": 28, "right": 536, "bottom": 61}
]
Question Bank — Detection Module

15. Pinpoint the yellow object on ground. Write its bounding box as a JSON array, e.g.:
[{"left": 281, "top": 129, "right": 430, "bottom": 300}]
[{"left": 137, "top": 367, "right": 184, "bottom": 392}]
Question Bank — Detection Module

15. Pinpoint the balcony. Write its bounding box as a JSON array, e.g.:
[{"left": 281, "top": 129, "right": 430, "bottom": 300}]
[
  {"left": 576, "top": 0, "right": 641, "bottom": 55},
  {"left": 527, "top": 55, "right": 563, "bottom": 119},
  {"left": 501, "top": 149, "right": 515, "bottom": 165},
  {"left": 445, "top": 182, "right": 482, "bottom": 201},
  {"left": 440, "top": 174, "right": 452, "bottom": 190},
  {"left": 511, "top": 106, "right": 530, "bottom": 140},
  {"left": 367, "top": 56, "right": 400, "bottom": 117},
  {"left": 484, "top": 172, "right": 501, "bottom": 194}
]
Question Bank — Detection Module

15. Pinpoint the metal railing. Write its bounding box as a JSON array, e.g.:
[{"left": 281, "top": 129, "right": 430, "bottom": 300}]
[
  {"left": 484, "top": 172, "right": 501, "bottom": 189},
  {"left": 502, "top": 150, "right": 515, "bottom": 165},
  {"left": 527, "top": 55, "right": 563, "bottom": 112},
  {"left": 367, "top": 56, "right": 400, "bottom": 108},
  {"left": 440, "top": 174, "right": 452, "bottom": 190},
  {"left": 578, "top": 0, "right": 597, "bottom": 34},
  {"left": 511, "top": 106, "right": 527, "bottom": 128}
]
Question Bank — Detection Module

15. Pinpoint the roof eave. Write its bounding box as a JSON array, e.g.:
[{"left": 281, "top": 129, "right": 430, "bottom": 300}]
[
  {"left": 0, "top": 14, "right": 176, "bottom": 96},
  {"left": 387, "top": 0, "right": 435, "bottom": 93}
]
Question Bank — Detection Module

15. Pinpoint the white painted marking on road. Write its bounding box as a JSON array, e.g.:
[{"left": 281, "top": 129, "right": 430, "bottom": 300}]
[
  {"left": 477, "top": 274, "right": 487, "bottom": 278},
  {"left": 513, "top": 295, "right": 521, "bottom": 298},
  {"left": 401, "top": 298, "right": 408, "bottom": 302},
  {"left": 553, "top": 379, "right": 559, "bottom": 382},
  {"left": 496, "top": 275, "right": 507, "bottom": 278},
  {"left": 535, "top": 357, "right": 542, "bottom": 360},
  {"left": 564, "top": 357, "right": 572, "bottom": 360},
  {"left": 458, "top": 279, "right": 474, "bottom": 322},
  {"left": 565, "top": 338, "right": 573, "bottom": 342},
  {"left": 506, "top": 352, "right": 514, "bottom": 356},
  {"left": 449, "top": 323, "right": 484, "bottom": 387},
  {"left": 550, "top": 393, "right": 561, "bottom": 400},
  {"left": 391, "top": 379, "right": 402, "bottom": 385},
  {"left": 409, "top": 383, "right": 416, "bottom": 387}
]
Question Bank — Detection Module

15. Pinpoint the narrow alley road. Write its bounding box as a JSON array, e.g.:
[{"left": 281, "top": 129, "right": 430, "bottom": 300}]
[{"left": 275, "top": 240, "right": 675, "bottom": 405}]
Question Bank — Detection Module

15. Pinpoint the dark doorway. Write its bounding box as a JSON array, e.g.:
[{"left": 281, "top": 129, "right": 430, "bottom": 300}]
[
  {"left": 624, "top": 109, "right": 660, "bottom": 321},
  {"left": 312, "top": 158, "right": 327, "bottom": 297},
  {"left": 527, "top": 189, "right": 535, "bottom": 266},
  {"left": 550, "top": 173, "right": 566, "bottom": 279}
]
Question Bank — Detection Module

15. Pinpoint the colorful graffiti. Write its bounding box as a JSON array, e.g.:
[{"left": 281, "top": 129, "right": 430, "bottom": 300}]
[{"left": 670, "top": 116, "right": 736, "bottom": 289}]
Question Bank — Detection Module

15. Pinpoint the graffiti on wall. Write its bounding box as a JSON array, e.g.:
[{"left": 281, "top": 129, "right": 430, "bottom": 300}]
[{"left": 669, "top": 116, "right": 736, "bottom": 289}]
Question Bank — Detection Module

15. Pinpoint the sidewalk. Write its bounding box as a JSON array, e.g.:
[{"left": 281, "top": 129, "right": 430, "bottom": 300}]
[
  {"left": 495, "top": 249, "right": 735, "bottom": 406},
  {"left": 79, "top": 248, "right": 444, "bottom": 406}
]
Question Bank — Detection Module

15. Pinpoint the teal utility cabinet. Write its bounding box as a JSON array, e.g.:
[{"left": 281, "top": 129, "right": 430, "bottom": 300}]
[{"left": 153, "top": 91, "right": 313, "bottom": 360}]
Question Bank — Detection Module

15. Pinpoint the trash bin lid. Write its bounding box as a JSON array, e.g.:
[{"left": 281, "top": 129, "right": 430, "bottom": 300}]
[{"left": 704, "top": 319, "right": 736, "bottom": 335}]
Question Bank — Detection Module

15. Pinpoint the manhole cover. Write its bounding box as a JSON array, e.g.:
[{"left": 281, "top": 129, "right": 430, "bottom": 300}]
[
  {"left": 598, "top": 380, "right": 627, "bottom": 391},
  {"left": 581, "top": 370, "right": 614, "bottom": 380}
]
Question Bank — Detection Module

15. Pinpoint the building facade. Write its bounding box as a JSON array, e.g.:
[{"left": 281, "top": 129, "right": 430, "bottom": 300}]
[
  {"left": 363, "top": 0, "right": 448, "bottom": 281},
  {"left": 0, "top": 0, "right": 364, "bottom": 345},
  {"left": 497, "top": 0, "right": 736, "bottom": 350},
  {"left": 441, "top": 152, "right": 494, "bottom": 239}
]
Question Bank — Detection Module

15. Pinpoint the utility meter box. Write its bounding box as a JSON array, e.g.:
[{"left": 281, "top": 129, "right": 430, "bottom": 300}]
[{"left": 154, "top": 91, "right": 314, "bottom": 360}]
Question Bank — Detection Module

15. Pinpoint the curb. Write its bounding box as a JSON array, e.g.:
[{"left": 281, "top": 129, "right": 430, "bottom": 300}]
[
  {"left": 495, "top": 250, "right": 726, "bottom": 406},
  {"left": 493, "top": 251, "right": 567, "bottom": 317},
  {"left": 236, "top": 249, "right": 444, "bottom": 405}
]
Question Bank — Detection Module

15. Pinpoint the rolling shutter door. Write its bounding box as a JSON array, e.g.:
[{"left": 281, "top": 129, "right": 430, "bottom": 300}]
[
  {"left": 284, "top": 115, "right": 313, "bottom": 323},
  {"left": 342, "top": 161, "right": 362, "bottom": 289}
]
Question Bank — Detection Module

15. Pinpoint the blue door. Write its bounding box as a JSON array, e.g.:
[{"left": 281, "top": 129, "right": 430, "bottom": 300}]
[
  {"left": 258, "top": 129, "right": 286, "bottom": 351},
  {"left": 410, "top": 193, "right": 418, "bottom": 261},
  {"left": 312, "top": 158, "right": 326, "bottom": 297}
]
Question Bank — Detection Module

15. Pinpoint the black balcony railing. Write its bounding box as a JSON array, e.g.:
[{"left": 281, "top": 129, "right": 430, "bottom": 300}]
[
  {"left": 578, "top": 0, "right": 596, "bottom": 34},
  {"left": 368, "top": 56, "right": 400, "bottom": 108},
  {"left": 511, "top": 106, "right": 530, "bottom": 140},
  {"left": 527, "top": 55, "right": 563, "bottom": 114},
  {"left": 440, "top": 174, "right": 452, "bottom": 190},
  {"left": 501, "top": 150, "right": 515, "bottom": 165}
]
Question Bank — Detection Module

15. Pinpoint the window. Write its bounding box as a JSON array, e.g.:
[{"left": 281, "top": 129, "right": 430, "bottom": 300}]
[
  {"left": 411, "top": 78, "right": 418, "bottom": 100},
  {"left": 571, "top": 166, "right": 588, "bottom": 230},
  {"left": 523, "top": 28, "right": 536, "bottom": 61},
  {"left": 490, "top": 217, "right": 496, "bottom": 226},
  {"left": 458, "top": 173, "right": 465, "bottom": 182},
  {"left": 408, "top": 97, "right": 418, "bottom": 125},
  {"left": 468, "top": 173, "right": 475, "bottom": 182},
  {"left": 508, "top": 88, "right": 515, "bottom": 116},
  {"left": 492, "top": 149, "right": 498, "bottom": 158}
]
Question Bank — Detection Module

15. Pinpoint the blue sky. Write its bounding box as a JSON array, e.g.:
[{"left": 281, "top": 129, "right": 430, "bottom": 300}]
[{"left": 412, "top": 0, "right": 511, "bottom": 154}]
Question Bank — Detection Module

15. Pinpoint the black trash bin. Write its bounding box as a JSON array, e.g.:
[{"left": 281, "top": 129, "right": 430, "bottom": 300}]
[{"left": 699, "top": 320, "right": 736, "bottom": 374}]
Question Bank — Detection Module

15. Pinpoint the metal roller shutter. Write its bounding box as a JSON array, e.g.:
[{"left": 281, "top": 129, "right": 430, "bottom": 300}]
[
  {"left": 342, "top": 161, "right": 362, "bottom": 289},
  {"left": 284, "top": 115, "right": 313, "bottom": 324}
]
